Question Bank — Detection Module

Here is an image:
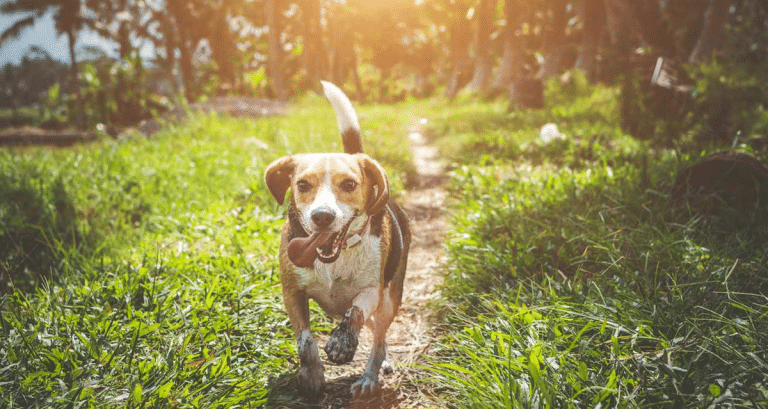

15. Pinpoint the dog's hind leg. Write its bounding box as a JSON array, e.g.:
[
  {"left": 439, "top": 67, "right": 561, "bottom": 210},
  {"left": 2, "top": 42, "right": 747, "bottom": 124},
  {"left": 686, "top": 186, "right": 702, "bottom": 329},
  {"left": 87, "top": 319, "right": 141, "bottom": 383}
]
[
  {"left": 381, "top": 343, "right": 394, "bottom": 375},
  {"left": 368, "top": 317, "right": 393, "bottom": 375}
]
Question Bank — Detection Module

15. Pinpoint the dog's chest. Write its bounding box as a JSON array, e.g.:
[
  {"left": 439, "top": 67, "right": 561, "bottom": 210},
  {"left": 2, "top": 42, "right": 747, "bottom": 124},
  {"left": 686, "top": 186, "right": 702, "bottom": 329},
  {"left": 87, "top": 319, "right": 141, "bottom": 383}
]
[{"left": 296, "top": 235, "right": 381, "bottom": 317}]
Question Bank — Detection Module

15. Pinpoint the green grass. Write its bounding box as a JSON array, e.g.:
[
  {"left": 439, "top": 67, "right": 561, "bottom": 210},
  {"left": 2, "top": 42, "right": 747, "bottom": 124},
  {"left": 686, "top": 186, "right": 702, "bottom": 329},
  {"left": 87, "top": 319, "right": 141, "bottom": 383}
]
[
  {"left": 0, "top": 94, "right": 413, "bottom": 408},
  {"left": 428, "top": 74, "right": 635, "bottom": 169},
  {"left": 425, "top": 78, "right": 768, "bottom": 408},
  {"left": 3, "top": 82, "right": 768, "bottom": 408}
]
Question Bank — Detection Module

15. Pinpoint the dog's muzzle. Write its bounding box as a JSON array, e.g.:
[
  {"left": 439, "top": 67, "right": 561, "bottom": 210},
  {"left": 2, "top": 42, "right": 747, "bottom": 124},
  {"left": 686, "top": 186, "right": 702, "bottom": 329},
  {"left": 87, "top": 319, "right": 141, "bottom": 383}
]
[{"left": 287, "top": 215, "right": 359, "bottom": 268}]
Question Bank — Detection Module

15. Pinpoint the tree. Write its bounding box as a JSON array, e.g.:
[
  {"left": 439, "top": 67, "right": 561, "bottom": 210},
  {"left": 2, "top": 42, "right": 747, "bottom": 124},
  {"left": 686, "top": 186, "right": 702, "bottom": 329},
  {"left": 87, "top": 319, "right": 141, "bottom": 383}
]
[
  {"left": 1, "top": 0, "right": 86, "bottom": 129},
  {"left": 540, "top": 0, "right": 568, "bottom": 79},
  {"left": 687, "top": 0, "right": 730, "bottom": 63},
  {"left": 144, "top": 0, "right": 209, "bottom": 101},
  {"left": 83, "top": 0, "right": 155, "bottom": 125},
  {"left": 631, "top": 0, "right": 675, "bottom": 58},
  {"left": 298, "top": 0, "right": 327, "bottom": 92},
  {"left": 1, "top": 63, "right": 22, "bottom": 121},
  {"left": 493, "top": 0, "right": 525, "bottom": 91},
  {"left": 468, "top": 0, "right": 496, "bottom": 93},
  {"left": 573, "top": 0, "right": 605, "bottom": 81},
  {"left": 353, "top": 0, "right": 422, "bottom": 101},
  {"left": 325, "top": 1, "right": 363, "bottom": 99},
  {"left": 265, "top": 0, "right": 287, "bottom": 101},
  {"left": 442, "top": 0, "right": 475, "bottom": 98}
]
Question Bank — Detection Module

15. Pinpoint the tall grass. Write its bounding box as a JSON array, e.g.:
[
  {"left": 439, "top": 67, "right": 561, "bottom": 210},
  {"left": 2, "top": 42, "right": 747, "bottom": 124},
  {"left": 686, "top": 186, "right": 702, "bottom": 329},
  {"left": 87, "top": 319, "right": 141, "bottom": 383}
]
[
  {"left": 427, "top": 78, "right": 768, "bottom": 408},
  {"left": 0, "top": 95, "right": 413, "bottom": 408}
]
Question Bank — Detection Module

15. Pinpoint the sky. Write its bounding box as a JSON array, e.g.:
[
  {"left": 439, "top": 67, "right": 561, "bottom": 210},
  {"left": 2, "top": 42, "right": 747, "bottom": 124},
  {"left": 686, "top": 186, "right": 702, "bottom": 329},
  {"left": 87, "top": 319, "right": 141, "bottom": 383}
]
[{"left": 0, "top": 6, "right": 153, "bottom": 66}]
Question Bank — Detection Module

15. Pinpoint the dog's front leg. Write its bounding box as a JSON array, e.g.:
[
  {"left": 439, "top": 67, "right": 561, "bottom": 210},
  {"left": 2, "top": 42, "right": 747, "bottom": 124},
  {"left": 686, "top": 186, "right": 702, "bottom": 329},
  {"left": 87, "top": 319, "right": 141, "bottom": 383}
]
[
  {"left": 285, "top": 290, "right": 325, "bottom": 398},
  {"left": 324, "top": 287, "right": 379, "bottom": 364},
  {"left": 297, "top": 329, "right": 324, "bottom": 397},
  {"left": 352, "top": 291, "right": 395, "bottom": 397}
]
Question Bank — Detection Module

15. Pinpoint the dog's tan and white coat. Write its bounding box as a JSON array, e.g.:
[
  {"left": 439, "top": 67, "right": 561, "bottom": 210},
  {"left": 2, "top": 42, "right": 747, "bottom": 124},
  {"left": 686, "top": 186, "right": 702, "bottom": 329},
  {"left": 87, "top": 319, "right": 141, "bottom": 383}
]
[{"left": 264, "top": 82, "right": 410, "bottom": 398}]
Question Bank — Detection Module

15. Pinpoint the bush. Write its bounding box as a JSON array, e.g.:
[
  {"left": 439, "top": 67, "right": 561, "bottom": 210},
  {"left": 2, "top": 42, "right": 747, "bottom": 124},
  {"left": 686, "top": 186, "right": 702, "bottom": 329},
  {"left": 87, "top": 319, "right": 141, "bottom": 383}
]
[{"left": 687, "top": 60, "right": 768, "bottom": 148}]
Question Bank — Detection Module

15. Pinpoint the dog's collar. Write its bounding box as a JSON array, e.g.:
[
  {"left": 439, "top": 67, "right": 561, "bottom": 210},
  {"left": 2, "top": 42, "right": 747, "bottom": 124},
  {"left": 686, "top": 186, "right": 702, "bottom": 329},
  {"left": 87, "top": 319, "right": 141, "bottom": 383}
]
[{"left": 341, "top": 215, "right": 370, "bottom": 249}]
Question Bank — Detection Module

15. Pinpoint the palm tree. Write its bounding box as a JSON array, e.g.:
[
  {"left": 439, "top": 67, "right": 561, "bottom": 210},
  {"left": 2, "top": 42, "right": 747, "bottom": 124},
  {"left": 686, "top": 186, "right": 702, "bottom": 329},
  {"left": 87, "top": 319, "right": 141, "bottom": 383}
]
[{"left": 0, "top": 0, "right": 86, "bottom": 129}]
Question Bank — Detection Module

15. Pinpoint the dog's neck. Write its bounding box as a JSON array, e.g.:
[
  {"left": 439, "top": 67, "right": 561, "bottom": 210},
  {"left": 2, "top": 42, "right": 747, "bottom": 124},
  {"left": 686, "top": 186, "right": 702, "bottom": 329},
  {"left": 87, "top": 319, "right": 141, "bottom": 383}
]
[{"left": 342, "top": 215, "right": 370, "bottom": 250}]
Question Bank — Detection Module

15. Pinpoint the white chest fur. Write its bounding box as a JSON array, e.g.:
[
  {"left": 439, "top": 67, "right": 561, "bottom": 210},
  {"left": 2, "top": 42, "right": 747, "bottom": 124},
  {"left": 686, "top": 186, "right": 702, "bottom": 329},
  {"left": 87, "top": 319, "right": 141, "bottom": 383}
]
[{"left": 296, "top": 234, "right": 381, "bottom": 317}]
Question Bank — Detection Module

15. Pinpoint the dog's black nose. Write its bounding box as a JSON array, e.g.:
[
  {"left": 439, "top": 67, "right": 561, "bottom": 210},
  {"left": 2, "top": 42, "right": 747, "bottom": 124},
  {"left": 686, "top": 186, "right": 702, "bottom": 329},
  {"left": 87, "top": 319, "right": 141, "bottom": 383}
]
[{"left": 311, "top": 208, "right": 336, "bottom": 229}]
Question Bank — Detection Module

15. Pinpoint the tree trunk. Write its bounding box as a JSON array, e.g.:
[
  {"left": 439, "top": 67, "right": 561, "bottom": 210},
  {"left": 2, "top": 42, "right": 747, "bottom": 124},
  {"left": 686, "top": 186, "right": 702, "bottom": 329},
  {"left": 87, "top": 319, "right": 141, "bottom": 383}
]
[
  {"left": 159, "top": 18, "right": 183, "bottom": 100},
  {"left": 301, "top": 0, "right": 326, "bottom": 91},
  {"left": 210, "top": 9, "right": 236, "bottom": 89},
  {"left": 603, "top": 0, "right": 644, "bottom": 46},
  {"left": 632, "top": 0, "right": 675, "bottom": 57},
  {"left": 493, "top": 0, "right": 523, "bottom": 91},
  {"left": 444, "top": 16, "right": 473, "bottom": 98},
  {"left": 266, "top": 0, "right": 287, "bottom": 101},
  {"left": 351, "top": 51, "right": 363, "bottom": 101},
  {"left": 178, "top": 30, "right": 195, "bottom": 102},
  {"left": 574, "top": 0, "right": 605, "bottom": 81},
  {"left": 378, "top": 67, "right": 390, "bottom": 102},
  {"left": 469, "top": 0, "right": 495, "bottom": 93},
  {"left": 445, "top": 47, "right": 471, "bottom": 98},
  {"left": 117, "top": 0, "right": 131, "bottom": 59},
  {"left": 327, "top": 14, "right": 359, "bottom": 98},
  {"left": 117, "top": 14, "right": 130, "bottom": 123},
  {"left": 540, "top": 0, "right": 568, "bottom": 79},
  {"left": 67, "top": 28, "right": 84, "bottom": 130},
  {"left": 688, "top": 0, "right": 730, "bottom": 64}
]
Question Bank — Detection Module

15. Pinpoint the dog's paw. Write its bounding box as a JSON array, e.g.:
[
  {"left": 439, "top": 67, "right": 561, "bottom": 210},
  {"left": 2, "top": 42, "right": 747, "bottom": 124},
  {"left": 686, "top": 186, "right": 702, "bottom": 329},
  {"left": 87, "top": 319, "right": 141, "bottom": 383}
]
[
  {"left": 324, "top": 307, "right": 363, "bottom": 364},
  {"left": 351, "top": 373, "right": 380, "bottom": 398},
  {"left": 324, "top": 321, "right": 359, "bottom": 364},
  {"left": 297, "top": 364, "right": 325, "bottom": 399},
  {"left": 382, "top": 359, "right": 394, "bottom": 375}
]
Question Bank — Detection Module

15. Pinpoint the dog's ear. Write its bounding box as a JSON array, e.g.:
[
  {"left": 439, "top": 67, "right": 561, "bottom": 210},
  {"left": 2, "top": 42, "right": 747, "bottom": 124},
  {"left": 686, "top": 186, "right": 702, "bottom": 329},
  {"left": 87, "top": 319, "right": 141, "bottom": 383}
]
[
  {"left": 264, "top": 156, "right": 295, "bottom": 205},
  {"left": 357, "top": 154, "right": 390, "bottom": 216}
]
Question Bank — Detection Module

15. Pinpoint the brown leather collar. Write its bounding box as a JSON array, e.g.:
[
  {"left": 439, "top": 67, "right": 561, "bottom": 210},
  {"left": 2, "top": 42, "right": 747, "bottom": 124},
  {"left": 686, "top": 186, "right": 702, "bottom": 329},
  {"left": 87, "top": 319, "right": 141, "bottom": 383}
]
[{"left": 342, "top": 216, "right": 370, "bottom": 250}]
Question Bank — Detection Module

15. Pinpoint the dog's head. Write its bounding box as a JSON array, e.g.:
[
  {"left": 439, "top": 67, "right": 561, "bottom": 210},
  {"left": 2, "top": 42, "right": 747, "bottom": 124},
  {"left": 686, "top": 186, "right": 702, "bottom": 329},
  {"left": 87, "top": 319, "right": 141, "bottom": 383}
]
[{"left": 265, "top": 153, "right": 389, "bottom": 234}]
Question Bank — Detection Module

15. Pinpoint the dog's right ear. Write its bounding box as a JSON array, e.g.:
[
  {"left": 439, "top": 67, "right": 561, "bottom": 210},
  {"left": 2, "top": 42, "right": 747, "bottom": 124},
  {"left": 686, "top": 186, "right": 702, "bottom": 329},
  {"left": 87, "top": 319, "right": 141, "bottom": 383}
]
[{"left": 264, "top": 156, "right": 295, "bottom": 205}]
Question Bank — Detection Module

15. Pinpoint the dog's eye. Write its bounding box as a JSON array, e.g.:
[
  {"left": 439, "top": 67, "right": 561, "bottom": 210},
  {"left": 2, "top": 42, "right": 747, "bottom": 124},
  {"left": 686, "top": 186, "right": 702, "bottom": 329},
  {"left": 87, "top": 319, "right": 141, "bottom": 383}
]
[
  {"left": 296, "top": 180, "right": 312, "bottom": 192},
  {"left": 340, "top": 179, "right": 357, "bottom": 192}
]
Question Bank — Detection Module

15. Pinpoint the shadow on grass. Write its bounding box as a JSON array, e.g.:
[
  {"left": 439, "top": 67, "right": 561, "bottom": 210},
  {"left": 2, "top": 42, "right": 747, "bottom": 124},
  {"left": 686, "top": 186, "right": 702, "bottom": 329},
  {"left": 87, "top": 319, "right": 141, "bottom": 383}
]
[
  {"left": 0, "top": 171, "right": 85, "bottom": 293},
  {"left": 267, "top": 373, "right": 402, "bottom": 409}
]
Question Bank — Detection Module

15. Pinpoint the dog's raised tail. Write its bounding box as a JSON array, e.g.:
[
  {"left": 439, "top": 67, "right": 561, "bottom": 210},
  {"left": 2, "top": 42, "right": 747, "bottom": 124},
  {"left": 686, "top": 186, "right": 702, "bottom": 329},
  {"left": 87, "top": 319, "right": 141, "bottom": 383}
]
[{"left": 321, "top": 81, "right": 363, "bottom": 154}]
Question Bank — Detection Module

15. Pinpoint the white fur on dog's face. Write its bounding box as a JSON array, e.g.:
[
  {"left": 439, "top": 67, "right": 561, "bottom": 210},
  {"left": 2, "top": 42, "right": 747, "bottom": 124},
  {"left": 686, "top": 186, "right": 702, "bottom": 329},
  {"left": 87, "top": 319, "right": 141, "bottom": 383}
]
[{"left": 291, "top": 153, "right": 365, "bottom": 233}]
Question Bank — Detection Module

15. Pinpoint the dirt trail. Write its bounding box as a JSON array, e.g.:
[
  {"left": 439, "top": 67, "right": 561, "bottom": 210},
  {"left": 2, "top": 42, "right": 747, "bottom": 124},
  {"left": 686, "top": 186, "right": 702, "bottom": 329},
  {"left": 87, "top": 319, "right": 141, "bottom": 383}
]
[{"left": 277, "top": 124, "right": 448, "bottom": 408}]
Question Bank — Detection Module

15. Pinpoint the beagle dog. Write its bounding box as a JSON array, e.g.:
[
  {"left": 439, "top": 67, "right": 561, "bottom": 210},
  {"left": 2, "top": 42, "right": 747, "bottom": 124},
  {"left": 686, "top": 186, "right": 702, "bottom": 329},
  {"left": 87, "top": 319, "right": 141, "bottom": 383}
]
[{"left": 264, "top": 81, "right": 410, "bottom": 398}]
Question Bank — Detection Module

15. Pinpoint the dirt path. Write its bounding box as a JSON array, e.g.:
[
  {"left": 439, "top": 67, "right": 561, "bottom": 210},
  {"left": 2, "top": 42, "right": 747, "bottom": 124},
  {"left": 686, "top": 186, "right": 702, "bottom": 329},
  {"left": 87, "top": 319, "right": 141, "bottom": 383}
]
[{"left": 275, "top": 124, "right": 448, "bottom": 408}]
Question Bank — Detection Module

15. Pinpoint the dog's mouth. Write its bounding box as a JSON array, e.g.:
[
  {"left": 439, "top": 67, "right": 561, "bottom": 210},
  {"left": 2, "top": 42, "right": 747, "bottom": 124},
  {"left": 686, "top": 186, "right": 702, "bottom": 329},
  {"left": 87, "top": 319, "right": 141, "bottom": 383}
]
[{"left": 287, "top": 218, "right": 355, "bottom": 268}]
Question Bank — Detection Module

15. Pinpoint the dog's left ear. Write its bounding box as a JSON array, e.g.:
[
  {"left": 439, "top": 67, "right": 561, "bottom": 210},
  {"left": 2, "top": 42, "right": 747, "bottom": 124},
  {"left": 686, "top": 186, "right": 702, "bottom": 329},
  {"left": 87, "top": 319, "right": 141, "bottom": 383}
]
[
  {"left": 357, "top": 154, "right": 390, "bottom": 216},
  {"left": 264, "top": 156, "right": 295, "bottom": 205}
]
